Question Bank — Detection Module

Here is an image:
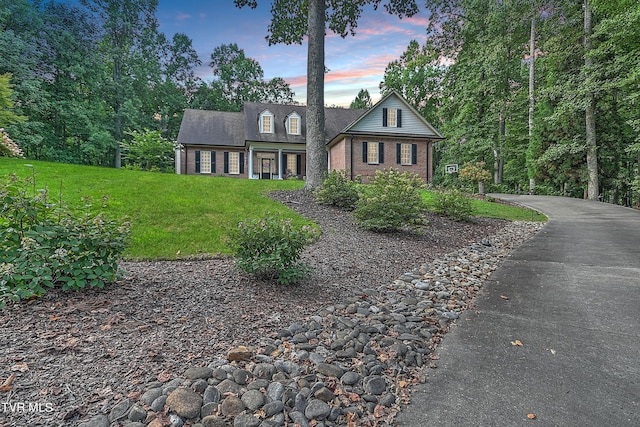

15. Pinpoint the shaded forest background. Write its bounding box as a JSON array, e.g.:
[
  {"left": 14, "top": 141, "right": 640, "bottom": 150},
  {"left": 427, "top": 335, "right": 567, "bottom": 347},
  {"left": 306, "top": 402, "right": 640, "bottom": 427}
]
[{"left": 0, "top": 0, "right": 638, "bottom": 206}]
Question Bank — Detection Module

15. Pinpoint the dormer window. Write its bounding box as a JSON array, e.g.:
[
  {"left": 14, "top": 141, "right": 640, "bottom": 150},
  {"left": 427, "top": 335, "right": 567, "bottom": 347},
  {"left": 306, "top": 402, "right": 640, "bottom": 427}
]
[
  {"left": 286, "top": 112, "right": 301, "bottom": 135},
  {"left": 259, "top": 110, "right": 274, "bottom": 133}
]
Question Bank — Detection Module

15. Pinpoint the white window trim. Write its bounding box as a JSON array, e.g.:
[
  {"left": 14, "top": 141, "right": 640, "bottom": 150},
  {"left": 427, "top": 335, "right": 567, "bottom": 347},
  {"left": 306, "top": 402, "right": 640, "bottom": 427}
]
[
  {"left": 400, "top": 143, "right": 412, "bottom": 165},
  {"left": 229, "top": 152, "right": 240, "bottom": 174},
  {"left": 200, "top": 150, "right": 211, "bottom": 174},
  {"left": 387, "top": 108, "right": 398, "bottom": 127},
  {"left": 367, "top": 142, "right": 380, "bottom": 165},
  {"left": 287, "top": 113, "right": 301, "bottom": 135},
  {"left": 259, "top": 110, "right": 274, "bottom": 134}
]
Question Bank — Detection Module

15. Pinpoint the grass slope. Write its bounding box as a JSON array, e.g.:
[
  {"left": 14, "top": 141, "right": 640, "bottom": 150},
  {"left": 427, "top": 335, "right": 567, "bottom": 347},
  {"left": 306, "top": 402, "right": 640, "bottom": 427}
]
[
  {"left": 0, "top": 159, "right": 306, "bottom": 259},
  {"left": 1, "top": 158, "right": 545, "bottom": 260}
]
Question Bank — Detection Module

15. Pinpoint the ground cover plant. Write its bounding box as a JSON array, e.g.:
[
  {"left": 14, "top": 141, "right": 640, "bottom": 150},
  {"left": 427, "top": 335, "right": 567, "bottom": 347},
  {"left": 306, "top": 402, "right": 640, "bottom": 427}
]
[{"left": 0, "top": 158, "right": 307, "bottom": 259}]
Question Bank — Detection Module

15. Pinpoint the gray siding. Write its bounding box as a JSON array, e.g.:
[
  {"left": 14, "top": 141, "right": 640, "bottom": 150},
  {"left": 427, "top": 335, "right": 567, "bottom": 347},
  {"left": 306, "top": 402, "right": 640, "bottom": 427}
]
[{"left": 349, "top": 96, "right": 439, "bottom": 137}]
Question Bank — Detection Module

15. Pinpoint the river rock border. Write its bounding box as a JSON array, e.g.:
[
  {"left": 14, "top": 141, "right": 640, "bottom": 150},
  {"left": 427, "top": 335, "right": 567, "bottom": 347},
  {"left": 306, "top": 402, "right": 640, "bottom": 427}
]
[{"left": 79, "top": 221, "right": 543, "bottom": 427}]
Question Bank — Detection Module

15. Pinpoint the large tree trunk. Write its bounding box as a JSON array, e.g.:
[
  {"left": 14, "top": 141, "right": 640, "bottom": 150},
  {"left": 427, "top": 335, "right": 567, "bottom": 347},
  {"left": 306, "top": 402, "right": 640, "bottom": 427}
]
[
  {"left": 584, "top": 0, "right": 598, "bottom": 200},
  {"left": 304, "top": 0, "right": 326, "bottom": 191}
]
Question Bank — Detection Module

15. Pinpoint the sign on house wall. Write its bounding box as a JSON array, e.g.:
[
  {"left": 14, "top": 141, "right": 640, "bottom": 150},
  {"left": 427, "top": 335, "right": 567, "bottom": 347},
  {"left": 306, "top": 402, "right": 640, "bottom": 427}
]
[{"left": 446, "top": 164, "right": 458, "bottom": 174}]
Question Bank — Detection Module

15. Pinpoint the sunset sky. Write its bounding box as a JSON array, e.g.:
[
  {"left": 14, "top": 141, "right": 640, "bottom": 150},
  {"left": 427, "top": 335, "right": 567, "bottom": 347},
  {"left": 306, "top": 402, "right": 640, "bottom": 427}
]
[{"left": 156, "top": 1, "right": 431, "bottom": 106}]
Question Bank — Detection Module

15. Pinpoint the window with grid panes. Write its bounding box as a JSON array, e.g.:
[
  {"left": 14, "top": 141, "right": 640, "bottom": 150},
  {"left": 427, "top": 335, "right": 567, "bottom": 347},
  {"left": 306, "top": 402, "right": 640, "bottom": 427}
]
[
  {"left": 200, "top": 151, "right": 211, "bottom": 173},
  {"left": 400, "top": 143, "right": 412, "bottom": 165},
  {"left": 287, "top": 154, "right": 297, "bottom": 174},
  {"left": 368, "top": 142, "right": 379, "bottom": 164},
  {"left": 387, "top": 108, "right": 397, "bottom": 127},
  {"left": 229, "top": 152, "right": 240, "bottom": 174}
]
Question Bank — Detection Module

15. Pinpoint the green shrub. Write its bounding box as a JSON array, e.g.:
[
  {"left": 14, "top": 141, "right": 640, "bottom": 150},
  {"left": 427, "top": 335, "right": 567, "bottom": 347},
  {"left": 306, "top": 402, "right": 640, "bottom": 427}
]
[
  {"left": 353, "top": 168, "right": 426, "bottom": 232},
  {"left": 0, "top": 174, "right": 130, "bottom": 307},
  {"left": 120, "top": 129, "right": 178, "bottom": 173},
  {"left": 227, "top": 215, "right": 319, "bottom": 285},
  {"left": 315, "top": 169, "right": 360, "bottom": 210},
  {"left": 433, "top": 188, "right": 475, "bottom": 221}
]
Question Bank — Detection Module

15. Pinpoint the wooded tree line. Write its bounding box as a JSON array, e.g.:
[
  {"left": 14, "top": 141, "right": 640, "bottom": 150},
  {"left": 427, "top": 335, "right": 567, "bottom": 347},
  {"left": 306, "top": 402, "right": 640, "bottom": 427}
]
[
  {"left": 380, "top": 0, "right": 639, "bottom": 205},
  {"left": 0, "top": 0, "right": 294, "bottom": 167},
  {"left": 2, "top": 0, "right": 638, "bottom": 206}
]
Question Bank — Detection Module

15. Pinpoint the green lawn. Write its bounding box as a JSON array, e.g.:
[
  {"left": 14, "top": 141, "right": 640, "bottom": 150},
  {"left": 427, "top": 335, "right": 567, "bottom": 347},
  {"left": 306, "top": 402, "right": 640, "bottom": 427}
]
[
  {"left": 0, "top": 158, "right": 306, "bottom": 259},
  {"left": 0, "top": 158, "right": 545, "bottom": 260},
  {"left": 422, "top": 190, "right": 547, "bottom": 222}
]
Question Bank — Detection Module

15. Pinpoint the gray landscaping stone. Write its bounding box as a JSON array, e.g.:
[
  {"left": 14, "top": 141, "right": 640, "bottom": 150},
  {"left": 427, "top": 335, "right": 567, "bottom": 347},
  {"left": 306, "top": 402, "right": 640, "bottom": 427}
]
[
  {"left": 201, "top": 415, "right": 229, "bottom": 427},
  {"left": 166, "top": 388, "right": 203, "bottom": 419},
  {"left": 234, "top": 413, "right": 261, "bottom": 427},
  {"left": 140, "top": 387, "right": 163, "bottom": 406},
  {"left": 263, "top": 400, "right": 284, "bottom": 417},
  {"left": 184, "top": 367, "right": 213, "bottom": 380},
  {"left": 304, "top": 399, "right": 331, "bottom": 420},
  {"left": 242, "top": 389, "right": 265, "bottom": 410},
  {"left": 363, "top": 376, "right": 387, "bottom": 395},
  {"left": 108, "top": 398, "right": 131, "bottom": 422},
  {"left": 315, "top": 363, "right": 344, "bottom": 378},
  {"left": 216, "top": 378, "right": 243, "bottom": 395},
  {"left": 150, "top": 395, "right": 167, "bottom": 412},
  {"left": 288, "top": 411, "right": 309, "bottom": 427},
  {"left": 220, "top": 396, "right": 245, "bottom": 417},
  {"left": 200, "top": 402, "right": 219, "bottom": 418},
  {"left": 78, "top": 414, "right": 110, "bottom": 427},
  {"left": 203, "top": 385, "right": 221, "bottom": 404},
  {"left": 127, "top": 404, "right": 146, "bottom": 422}
]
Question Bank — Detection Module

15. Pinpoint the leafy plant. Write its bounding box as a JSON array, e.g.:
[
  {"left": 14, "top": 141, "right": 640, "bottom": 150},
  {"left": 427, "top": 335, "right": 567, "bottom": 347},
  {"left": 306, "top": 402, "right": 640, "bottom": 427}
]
[
  {"left": 459, "top": 161, "right": 492, "bottom": 194},
  {"left": 353, "top": 168, "right": 426, "bottom": 232},
  {"left": 315, "top": 169, "right": 360, "bottom": 210},
  {"left": 227, "top": 214, "right": 319, "bottom": 285},
  {"left": 432, "top": 188, "right": 474, "bottom": 221},
  {"left": 0, "top": 128, "right": 24, "bottom": 158},
  {"left": 0, "top": 173, "right": 130, "bottom": 307},
  {"left": 120, "top": 129, "right": 179, "bottom": 173}
]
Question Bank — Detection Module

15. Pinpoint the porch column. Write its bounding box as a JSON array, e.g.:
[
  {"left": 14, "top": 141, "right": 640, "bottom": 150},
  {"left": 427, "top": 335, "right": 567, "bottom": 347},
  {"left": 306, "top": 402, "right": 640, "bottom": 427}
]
[
  {"left": 248, "top": 145, "right": 255, "bottom": 179},
  {"left": 278, "top": 148, "right": 283, "bottom": 179}
]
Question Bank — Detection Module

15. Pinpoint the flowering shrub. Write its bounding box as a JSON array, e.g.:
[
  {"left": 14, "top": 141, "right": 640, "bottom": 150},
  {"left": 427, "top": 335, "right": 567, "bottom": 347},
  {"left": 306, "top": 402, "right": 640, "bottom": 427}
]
[
  {"left": 315, "top": 169, "right": 360, "bottom": 210},
  {"left": 0, "top": 128, "right": 24, "bottom": 158},
  {"left": 459, "top": 161, "right": 492, "bottom": 193},
  {"left": 353, "top": 168, "right": 426, "bottom": 232},
  {"left": 0, "top": 174, "right": 130, "bottom": 307},
  {"left": 227, "top": 215, "right": 319, "bottom": 285},
  {"left": 432, "top": 188, "right": 475, "bottom": 221}
]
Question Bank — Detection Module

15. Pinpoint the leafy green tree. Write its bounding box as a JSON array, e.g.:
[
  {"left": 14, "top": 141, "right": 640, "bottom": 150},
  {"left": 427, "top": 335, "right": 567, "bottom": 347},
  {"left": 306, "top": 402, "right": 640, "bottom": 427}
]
[
  {"left": 120, "top": 130, "right": 177, "bottom": 172},
  {"left": 350, "top": 89, "right": 372, "bottom": 110},
  {"left": 234, "top": 0, "right": 420, "bottom": 190},
  {"left": 80, "top": 0, "right": 160, "bottom": 168},
  {"left": 380, "top": 40, "right": 443, "bottom": 124},
  {"left": 0, "top": 73, "right": 25, "bottom": 128},
  {"left": 191, "top": 43, "right": 294, "bottom": 112}
]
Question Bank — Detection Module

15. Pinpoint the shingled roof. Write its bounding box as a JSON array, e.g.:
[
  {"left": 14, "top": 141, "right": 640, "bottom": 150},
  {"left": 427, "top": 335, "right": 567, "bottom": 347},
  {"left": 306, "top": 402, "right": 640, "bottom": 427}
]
[{"left": 177, "top": 104, "right": 367, "bottom": 147}]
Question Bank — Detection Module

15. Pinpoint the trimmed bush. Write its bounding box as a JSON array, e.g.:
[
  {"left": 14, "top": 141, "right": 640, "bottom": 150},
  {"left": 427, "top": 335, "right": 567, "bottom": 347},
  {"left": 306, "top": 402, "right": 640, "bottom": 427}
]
[
  {"left": 353, "top": 168, "right": 426, "bottom": 232},
  {"left": 227, "top": 215, "right": 319, "bottom": 285},
  {"left": 315, "top": 169, "right": 360, "bottom": 210},
  {"left": 0, "top": 174, "right": 130, "bottom": 307},
  {"left": 433, "top": 188, "right": 474, "bottom": 221}
]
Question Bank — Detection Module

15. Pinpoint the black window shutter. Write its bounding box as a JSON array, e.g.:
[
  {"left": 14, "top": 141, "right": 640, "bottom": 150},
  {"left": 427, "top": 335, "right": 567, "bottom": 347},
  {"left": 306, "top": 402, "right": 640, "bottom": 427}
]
[
  {"left": 296, "top": 154, "right": 301, "bottom": 175},
  {"left": 396, "top": 143, "right": 401, "bottom": 164},
  {"left": 239, "top": 152, "right": 245, "bottom": 174},
  {"left": 282, "top": 153, "right": 287, "bottom": 173},
  {"left": 411, "top": 144, "right": 417, "bottom": 165},
  {"left": 362, "top": 141, "right": 368, "bottom": 162},
  {"left": 195, "top": 151, "right": 201, "bottom": 173},
  {"left": 382, "top": 108, "right": 388, "bottom": 127},
  {"left": 379, "top": 142, "right": 384, "bottom": 163},
  {"left": 397, "top": 109, "right": 402, "bottom": 127},
  {"left": 212, "top": 151, "right": 216, "bottom": 173},
  {"left": 224, "top": 152, "right": 229, "bottom": 173}
]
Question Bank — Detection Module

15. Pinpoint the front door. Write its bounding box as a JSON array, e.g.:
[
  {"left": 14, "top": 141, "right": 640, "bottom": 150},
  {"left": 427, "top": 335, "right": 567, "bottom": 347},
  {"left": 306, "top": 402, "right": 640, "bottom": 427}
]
[{"left": 261, "top": 159, "right": 271, "bottom": 180}]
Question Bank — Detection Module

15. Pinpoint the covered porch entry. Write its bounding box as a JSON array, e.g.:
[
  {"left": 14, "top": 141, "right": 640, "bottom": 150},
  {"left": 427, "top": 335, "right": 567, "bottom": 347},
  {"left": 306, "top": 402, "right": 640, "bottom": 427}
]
[{"left": 248, "top": 143, "right": 305, "bottom": 180}]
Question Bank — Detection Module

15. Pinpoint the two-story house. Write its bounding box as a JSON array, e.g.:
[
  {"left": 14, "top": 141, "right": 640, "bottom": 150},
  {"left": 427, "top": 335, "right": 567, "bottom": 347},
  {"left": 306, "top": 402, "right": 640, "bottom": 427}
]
[{"left": 176, "top": 91, "right": 443, "bottom": 182}]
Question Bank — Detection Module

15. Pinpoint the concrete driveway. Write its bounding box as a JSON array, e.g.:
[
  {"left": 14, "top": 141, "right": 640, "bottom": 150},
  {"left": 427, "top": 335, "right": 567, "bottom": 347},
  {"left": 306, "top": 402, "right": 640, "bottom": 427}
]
[{"left": 396, "top": 195, "right": 640, "bottom": 427}]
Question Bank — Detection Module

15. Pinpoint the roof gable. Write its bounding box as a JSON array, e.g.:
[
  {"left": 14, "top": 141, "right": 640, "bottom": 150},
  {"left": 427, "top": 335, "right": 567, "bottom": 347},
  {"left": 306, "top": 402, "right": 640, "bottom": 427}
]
[{"left": 345, "top": 91, "right": 443, "bottom": 139}]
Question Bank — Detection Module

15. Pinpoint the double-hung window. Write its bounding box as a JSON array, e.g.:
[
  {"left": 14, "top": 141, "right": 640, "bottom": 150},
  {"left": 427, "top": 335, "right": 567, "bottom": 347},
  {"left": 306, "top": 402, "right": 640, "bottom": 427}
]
[
  {"left": 396, "top": 143, "right": 418, "bottom": 165},
  {"left": 383, "top": 108, "right": 402, "bottom": 127},
  {"left": 259, "top": 110, "right": 274, "bottom": 133},
  {"left": 287, "top": 113, "right": 301, "bottom": 135},
  {"left": 363, "top": 141, "right": 384, "bottom": 164},
  {"left": 228, "top": 152, "right": 240, "bottom": 174},
  {"left": 195, "top": 150, "right": 215, "bottom": 174}
]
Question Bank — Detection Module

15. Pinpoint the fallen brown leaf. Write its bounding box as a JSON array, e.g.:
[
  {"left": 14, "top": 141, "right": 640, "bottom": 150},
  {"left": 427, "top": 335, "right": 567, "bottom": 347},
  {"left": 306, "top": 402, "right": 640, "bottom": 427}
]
[
  {"left": 511, "top": 340, "right": 523, "bottom": 346},
  {"left": 11, "top": 362, "right": 29, "bottom": 372},
  {"left": 500, "top": 295, "right": 509, "bottom": 300},
  {"left": 0, "top": 374, "right": 16, "bottom": 392},
  {"left": 527, "top": 413, "right": 536, "bottom": 419}
]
